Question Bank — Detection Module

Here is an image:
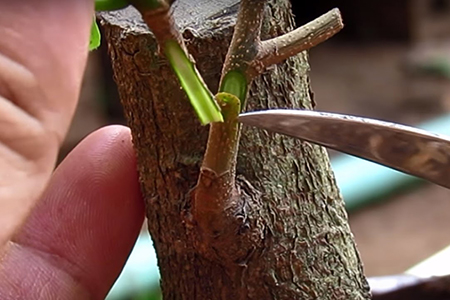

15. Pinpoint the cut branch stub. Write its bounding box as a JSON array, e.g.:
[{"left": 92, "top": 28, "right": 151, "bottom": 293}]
[
  {"left": 202, "top": 92, "right": 241, "bottom": 176},
  {"left": 257, "top": 8, "right": 344, "bottom": 75}
]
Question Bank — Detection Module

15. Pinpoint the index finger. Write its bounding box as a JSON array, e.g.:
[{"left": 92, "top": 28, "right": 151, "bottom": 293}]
[{"left": 0, "top": 1, "right": 94, "bottom": 246}]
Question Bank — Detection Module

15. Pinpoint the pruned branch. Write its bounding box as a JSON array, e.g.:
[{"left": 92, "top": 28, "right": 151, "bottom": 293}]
[
  {"left": 256, "top": 8, "right": 343, "bottom": 75},
  {"left": 220, "top": 0, "right": 268, "bottom": 99},
  {"left": 220, "top": 6, "right": 344, "bottom": 87}
]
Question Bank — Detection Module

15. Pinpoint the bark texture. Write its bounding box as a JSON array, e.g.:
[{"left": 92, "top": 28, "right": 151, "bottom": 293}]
[{"left": 100, "top": 1, "right": 371, "bottom": 299}]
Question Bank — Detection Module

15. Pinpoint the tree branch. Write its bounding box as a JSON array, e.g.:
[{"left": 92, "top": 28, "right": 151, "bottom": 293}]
[
  {"left": 129, "top": 0, "right": 344, "bottom": 252},
  {"left": 256, "top": 8, "right": 343, "bottom": 75},
  {"left": 219, "top": 0, "right": 268, "bottom": 101},
  {"left": 198, "top": 0, "right": 268, "bottom": 177},
  {"left": 195, "top": 3, "right": 344, "bottom": 238}
]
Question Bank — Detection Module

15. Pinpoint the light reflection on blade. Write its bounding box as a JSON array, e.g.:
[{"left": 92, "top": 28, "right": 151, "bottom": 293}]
[{"left": 239, "top": 109, "right": 450, "bottom": 189}]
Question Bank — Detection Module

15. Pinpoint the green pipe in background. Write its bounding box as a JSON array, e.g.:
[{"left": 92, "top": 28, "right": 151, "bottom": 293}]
[
  {"left": 106, "top": 232, "right": 160, "bottom": 300},
  {"left": 333, "top": 113, "right": 450, "bottom": 211}
]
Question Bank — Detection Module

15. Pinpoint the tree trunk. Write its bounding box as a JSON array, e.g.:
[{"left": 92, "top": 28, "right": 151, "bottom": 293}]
[{"left": 100, "top": 1, "right": 371, "bottom": 299}]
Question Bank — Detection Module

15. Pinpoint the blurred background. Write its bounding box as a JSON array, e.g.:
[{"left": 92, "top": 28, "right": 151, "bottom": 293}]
[
  {"left": 63, "top": 1, "right": 450, "bottom": 298},
  {"left": 295, "top": 0, "right": 450, "bottom": 277}
]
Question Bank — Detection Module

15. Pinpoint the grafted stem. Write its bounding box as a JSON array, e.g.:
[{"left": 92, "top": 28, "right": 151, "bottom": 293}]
[
  {"left": 194, "top": 93, "right": 241, "bottom": 238},
  {"left": 208, "top": 3, "right": 345, "bottom": 171},
  {"left": 196, "top": 2, "right": 344, "bottom": 238},
  {"left": 202, "top": 93, "right": 241, "bottom": 175},
  {"left": 193, "top": 0, "right": 270, "bottom": 230},
  {"left": 205, "top": 3, "right": 344, "bottom": 176}
]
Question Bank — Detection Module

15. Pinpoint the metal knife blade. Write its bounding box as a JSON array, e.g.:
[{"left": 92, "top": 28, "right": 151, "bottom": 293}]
[{"left": 238, "top": 109, "right": 450, "bottom": 189}]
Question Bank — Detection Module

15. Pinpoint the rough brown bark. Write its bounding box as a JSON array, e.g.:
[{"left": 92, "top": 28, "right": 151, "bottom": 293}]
[{"left": 100, "top": 1, "right": 371, "bottom": 299}]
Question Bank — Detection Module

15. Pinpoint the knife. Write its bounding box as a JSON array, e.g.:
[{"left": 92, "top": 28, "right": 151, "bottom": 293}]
[{"left": 238, "top": 109, "right": 450, "bottom": 189}]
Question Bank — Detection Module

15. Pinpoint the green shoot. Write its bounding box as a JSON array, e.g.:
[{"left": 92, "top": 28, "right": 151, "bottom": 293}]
[{"left": 165, "top": 40, "right": 223, "bottom": 125}]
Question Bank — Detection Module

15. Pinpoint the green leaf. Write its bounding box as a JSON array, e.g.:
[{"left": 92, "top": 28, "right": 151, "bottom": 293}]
[
  {"left": 165, "top": 40, "right": 223, "bottom": 125},
  {"left": 89, "top": 18, "right": 101, "bottom": 51},
  {"left": 95, "top": 0, "right": 129, "bottom": 11}
]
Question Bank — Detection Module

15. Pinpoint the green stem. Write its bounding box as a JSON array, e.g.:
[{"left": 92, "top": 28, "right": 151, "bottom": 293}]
[
  {"left": 165, "top": 41, "right": 223, "bottom": 125},
  {"left": 131, "top": 0, "right": 223, "bottom": 125},
  {"left": 199, "top": 0, "right": 267, "bottom": 180}
]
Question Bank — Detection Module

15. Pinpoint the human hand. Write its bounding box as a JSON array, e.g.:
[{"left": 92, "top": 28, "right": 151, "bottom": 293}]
[{"left": 0, "top": 1, "right": 145, "bottom": 298}]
